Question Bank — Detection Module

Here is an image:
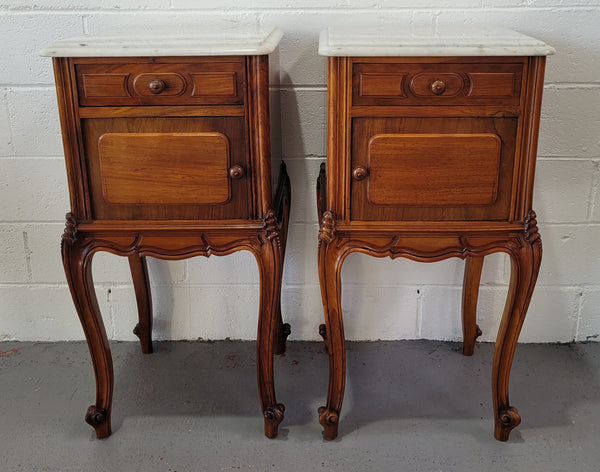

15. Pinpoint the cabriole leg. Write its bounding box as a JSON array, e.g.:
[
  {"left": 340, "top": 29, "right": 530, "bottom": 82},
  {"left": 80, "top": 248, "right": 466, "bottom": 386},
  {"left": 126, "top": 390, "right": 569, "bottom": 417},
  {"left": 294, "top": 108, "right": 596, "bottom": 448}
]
[
  {"left": 462, "top": 256, "right": 484, "bottom": 356},
  {"left": 255, "top": 232, "right": 285, "bottom": 438},
  {"left": 317, "top": 214, "right": 345, "bottom": 440},
  {"left": 492, "top": 221, "right": 542, "bottom": 441},
  {"left": 62, "top": 232, "right": 113, "bottom": 439},
  {"left": 128, "top": 255, "right": 153, "bottom": 354}
]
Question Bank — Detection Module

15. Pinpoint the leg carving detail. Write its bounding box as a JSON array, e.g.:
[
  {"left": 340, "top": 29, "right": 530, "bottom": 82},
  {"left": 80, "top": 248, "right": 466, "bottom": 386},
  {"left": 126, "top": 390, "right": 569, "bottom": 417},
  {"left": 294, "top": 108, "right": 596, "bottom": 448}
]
[
  {"left": 462, "top": 256, "right": 484, "bottom": 356},
  {"left": 255, "top": 233, "right": 285, "bottom": 438},
  {"left": 493, "top": 214, "right": 542, "bottom": 441},
  {"left": 129, "top": 255, "right": 153, "bottom": 354},
  {"left": 85, "top": 405, "right": 108, "bottom": 429},
  {"left": 263, "top": 403, "right": 285, "bottom": 436},
  {"left": 62, "top": 219, "right": 113, "bottom": 439},
  {"left": 318, "top": 406, "right": 339, "bottom": 441},
  {"left": 318, "top": 227, "right": 345, "bottom": 441}
]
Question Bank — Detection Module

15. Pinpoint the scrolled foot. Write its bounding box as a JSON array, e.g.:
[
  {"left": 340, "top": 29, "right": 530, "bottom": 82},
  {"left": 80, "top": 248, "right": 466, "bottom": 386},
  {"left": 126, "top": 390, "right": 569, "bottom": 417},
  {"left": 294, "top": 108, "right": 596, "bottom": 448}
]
[
  {"left": 273, "top": 323, "right": 292, "bottom": 355},
  {"left": 263, "top": 403, "right": 285, "bottom": 439},
  {"left": 85, "top": 405, "right": 111, "bottom": 439},
  {"left": 494, "top": 406, "right": 521, "bottom": 441},
  {"left": 318, "top": 406, "right": 339, "bottom": 440}
]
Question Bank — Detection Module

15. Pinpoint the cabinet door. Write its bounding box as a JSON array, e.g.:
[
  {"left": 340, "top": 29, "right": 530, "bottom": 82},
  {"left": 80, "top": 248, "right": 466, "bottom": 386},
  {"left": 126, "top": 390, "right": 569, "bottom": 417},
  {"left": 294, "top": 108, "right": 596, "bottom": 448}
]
[
  {"left": 350, "top": 116, "right": 518, "bottom": 221},
  {"left": 82, "top": 117, "right": 250, "bottom": 220}
]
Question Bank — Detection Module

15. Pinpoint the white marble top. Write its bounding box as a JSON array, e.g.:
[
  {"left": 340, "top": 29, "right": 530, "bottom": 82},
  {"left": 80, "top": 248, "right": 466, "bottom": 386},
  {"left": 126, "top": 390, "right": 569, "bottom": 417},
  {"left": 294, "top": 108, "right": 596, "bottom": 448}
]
[
  {"left": 319, "top": 25, "right": 555, "bottom": 57},
  {"left": 42, "top": 26, "right": 283, "bottom": 57}
]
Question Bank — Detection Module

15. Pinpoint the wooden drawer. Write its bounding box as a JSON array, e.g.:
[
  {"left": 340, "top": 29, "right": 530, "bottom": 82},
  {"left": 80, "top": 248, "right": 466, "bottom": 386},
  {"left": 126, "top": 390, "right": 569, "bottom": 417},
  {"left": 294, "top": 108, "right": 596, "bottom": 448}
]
[
  {"left": 352, "top": 61, "right": 523, "bottom": 106},
  {"left": 76, "top": 59, "right": 245, "bottom": 106}
]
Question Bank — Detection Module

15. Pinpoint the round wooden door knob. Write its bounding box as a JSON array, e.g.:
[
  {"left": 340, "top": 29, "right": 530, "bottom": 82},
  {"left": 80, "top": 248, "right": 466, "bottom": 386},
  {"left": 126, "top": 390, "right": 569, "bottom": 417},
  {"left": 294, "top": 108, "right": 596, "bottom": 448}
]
[
  {"left": 430, "top": 79, "right": 446, "bottom": 95},
  {"left": 352, "top": 166, "right": 368, "bottom": 181},
  {"left": 148, "top": 79, "right": 166, "bottom": 94},
  {"left": 228, "top": 164, "right": 245, "bottom": 179}
]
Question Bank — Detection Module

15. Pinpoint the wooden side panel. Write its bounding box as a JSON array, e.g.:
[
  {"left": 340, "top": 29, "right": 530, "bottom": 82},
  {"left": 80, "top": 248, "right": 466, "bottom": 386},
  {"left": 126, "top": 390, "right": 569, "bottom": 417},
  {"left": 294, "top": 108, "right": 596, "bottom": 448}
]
[
  {"left": 98, "top": 132, "right": 231, "bottom": 205},
  {"left": 367, "top": 133, "right": 501, "bottom": 206},
  {"left": 351, "top": 117, "right": 518, "bottom": 221}
]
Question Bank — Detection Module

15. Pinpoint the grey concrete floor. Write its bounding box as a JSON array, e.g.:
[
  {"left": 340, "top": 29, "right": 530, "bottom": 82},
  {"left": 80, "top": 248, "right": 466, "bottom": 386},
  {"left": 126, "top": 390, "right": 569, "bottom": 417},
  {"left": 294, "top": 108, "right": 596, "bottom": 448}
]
[{"left": 0, "top": 340, "right": 599, "bottom": 471}]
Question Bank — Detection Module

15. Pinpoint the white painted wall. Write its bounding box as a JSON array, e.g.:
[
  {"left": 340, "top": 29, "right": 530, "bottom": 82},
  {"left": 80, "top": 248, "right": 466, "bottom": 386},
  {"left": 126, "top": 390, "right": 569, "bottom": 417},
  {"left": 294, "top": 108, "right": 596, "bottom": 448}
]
[{"left": 0, "top": 1, "right": 599, "bottom": 343}]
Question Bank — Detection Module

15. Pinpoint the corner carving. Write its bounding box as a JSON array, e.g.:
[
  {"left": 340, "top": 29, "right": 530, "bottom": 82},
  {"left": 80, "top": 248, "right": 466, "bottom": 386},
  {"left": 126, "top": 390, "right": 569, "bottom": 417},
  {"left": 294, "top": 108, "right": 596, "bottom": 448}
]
[
  {"left": 263, "top": 209, "right": 281, "bottom": 246},
  {"left": 318, "top": 211, "right": 336, "bottom": 247},
  {"left": 523, "top": 210, "right": 541, "bottom": 247},
  {"left": 61, "top": 212, "right": 78, "bottom": 247}
]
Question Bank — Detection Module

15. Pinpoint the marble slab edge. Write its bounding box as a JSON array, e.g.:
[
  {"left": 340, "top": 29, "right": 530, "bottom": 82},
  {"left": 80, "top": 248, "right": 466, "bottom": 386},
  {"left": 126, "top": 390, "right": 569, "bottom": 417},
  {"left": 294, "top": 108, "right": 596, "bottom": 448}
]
[
  {"left": 42, "top": 27, "right": 284, "bottom": 57},
  {"left": 318, "top": 28, "right": 556, "bottom": 57}
]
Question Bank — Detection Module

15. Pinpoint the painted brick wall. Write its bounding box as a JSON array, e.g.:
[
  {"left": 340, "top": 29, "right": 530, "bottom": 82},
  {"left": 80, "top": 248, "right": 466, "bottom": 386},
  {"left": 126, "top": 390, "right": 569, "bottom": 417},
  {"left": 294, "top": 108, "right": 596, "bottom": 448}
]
[{"left": 0, "top": 1, "right": 598, "bottom": 343}]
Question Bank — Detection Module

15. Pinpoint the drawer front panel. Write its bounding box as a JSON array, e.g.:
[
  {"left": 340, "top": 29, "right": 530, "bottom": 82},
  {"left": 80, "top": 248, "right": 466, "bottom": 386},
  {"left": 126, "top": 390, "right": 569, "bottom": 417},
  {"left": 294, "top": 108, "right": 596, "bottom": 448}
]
[
  {"left": 367, "top": 133, "right": 501, "bottom": 206},
  {"left": 76, "top": 61, "right": 245, "bottom": 106},
  {"left": 353, "top": 62, "right": 522, "bottom": 106},
  {"left": 82, "top": 117, "right": 250, "bottom": 220},
  {"left": 98, "top": 132, "right": 231, "bottom": 205},
  {"left": 351, "top": 117, "right": 518, "bottom": 221}
]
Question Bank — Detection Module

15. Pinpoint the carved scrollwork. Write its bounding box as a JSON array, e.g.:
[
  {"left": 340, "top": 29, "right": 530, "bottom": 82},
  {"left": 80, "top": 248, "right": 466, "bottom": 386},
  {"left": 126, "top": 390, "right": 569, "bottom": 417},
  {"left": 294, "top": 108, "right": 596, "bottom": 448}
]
[
  {"left": 318, "top": 211, "right": 336, "bottom": 247},
  {"left": 263, "top": 209, "right": 281, "bottom": 246},
  {"left": 523, "top": 210, "right": 541, "bottom": 247},
  {"left": 61, "top": 212, "right": 78, "bottom": 247},
  {"left": 85, "top": 405, "right": 107, "bottom": 428},
  {"left": 499, "top": 407, "right": 521, "bottom": 426},
  {"left": 318, "top": 406, "right": 339, "bottom": 426},
  {"left": 263, "top": 403, "right": 285, "bottom": 425}
]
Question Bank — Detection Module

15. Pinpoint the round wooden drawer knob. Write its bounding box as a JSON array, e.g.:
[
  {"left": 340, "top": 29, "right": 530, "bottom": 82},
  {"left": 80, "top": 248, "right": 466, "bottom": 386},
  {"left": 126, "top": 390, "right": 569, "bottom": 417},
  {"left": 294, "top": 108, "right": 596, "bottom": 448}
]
[
  {"left": 352, "top": 166, "right": 368, "bottom": 181},
  {"left": 148, "top": 79, "right": 166, "bottom": 94},
  {"left": 430, "top": 79, "right": 446, "bottom": 95},
  {"left": 228, "top": 164, "right": 245, "bottom": 179}
]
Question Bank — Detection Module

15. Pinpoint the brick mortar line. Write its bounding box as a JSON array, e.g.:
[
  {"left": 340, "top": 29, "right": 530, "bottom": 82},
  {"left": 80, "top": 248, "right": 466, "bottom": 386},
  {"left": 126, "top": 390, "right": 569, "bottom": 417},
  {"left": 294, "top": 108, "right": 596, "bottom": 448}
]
[
  {"left": 586, "top": 160, "right": 600, "bottom": 220},
  {"left": 2, "top": 6, "right": 600, "bottom": 14},
  {"left": 0, "top": 156, "right": 65, "bottom": 159},
  {"left": 538, "top": 156, "right": 600, "bottom": 160}
]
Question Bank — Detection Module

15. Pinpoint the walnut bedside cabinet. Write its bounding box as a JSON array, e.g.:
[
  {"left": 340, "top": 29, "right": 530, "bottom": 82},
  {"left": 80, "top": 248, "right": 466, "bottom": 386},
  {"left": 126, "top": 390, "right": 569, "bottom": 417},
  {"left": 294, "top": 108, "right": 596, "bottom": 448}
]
[
  {"left": 43, "top": 26, "right": 291, "bottom": 439},
  {"left": 316, "top": 26, "right": 554, "bottom": 441}
]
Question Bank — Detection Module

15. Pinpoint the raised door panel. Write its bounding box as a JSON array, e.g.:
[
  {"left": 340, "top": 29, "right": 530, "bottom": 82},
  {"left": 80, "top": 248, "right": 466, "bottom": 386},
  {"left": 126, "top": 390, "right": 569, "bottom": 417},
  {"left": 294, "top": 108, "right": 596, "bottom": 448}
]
[
  {"left": 98, "top": 132, "right": 231, "bottom": 205},
  {"left": 350, "top": 117, "right": 518, "bottom": 221},
  {"left": 367, "top": 133, "right": 501, "bottom": 206},
  {"left": 82, "top": 117, "right": 250, "bottom": 220}
]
